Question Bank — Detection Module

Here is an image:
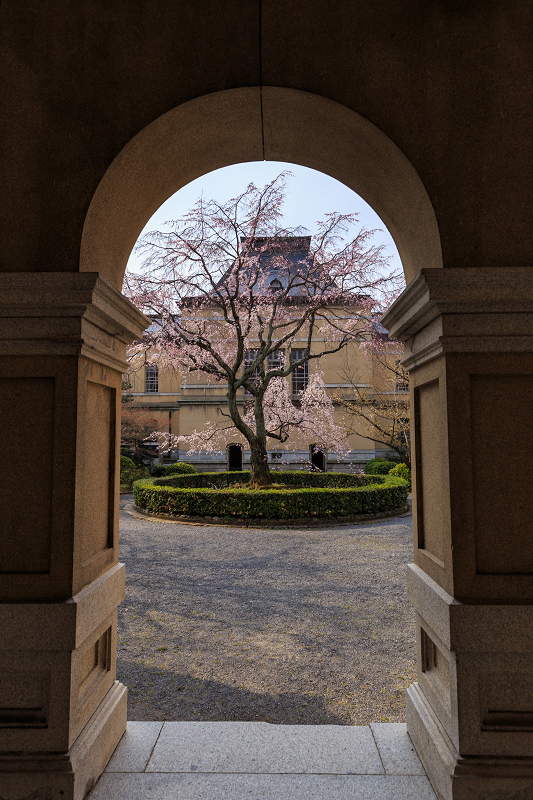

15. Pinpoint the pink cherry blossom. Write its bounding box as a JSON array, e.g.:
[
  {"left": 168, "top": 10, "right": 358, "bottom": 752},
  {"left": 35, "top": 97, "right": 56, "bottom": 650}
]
[{"left": 124, "top": 173, "right": 402, "bottom": 486}]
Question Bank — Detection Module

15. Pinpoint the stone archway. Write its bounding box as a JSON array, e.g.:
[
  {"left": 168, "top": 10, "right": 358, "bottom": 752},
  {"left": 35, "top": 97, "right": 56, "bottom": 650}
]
[
  {"left": 79, "top": 88, "right": 533, "bottom": 800},
  {"left": 227, "top": 443, "right": 243, "bottom": 472},
  {"left": 3, "top": 85, "right": 531, "bottom": 800},
  {"left": 76, "top": 84, "right": 448, "bottom": 790}
]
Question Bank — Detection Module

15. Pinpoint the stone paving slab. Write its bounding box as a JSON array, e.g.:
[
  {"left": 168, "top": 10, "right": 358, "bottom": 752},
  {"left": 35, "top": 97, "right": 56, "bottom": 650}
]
[
  {"left": 106, "top": 721, "right": 163, "bottom": 772},
  {"left": 145, "top": 721, "right": 383, "bottom": 775},
  {"left": 90, "top": 772, "right": 437, "bottom": 800},
  {"left": 370, "top": 722, "right": 426, "bottom": 775},
  {"left": 91, "top": 722, "right": 437, "bottom": 800}
]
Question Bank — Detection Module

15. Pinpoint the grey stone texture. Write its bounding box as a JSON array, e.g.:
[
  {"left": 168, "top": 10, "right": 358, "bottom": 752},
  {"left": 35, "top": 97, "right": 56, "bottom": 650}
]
[
  {"left": 370, "top": 723, "right": 426, "bottom": 775},
  {"left": 90, "top": 772, "right": 437, "bottom": 800},
  {"left": 106, "top": 721, "right": 163, "bottom": 772},
  {"left": 146, "top": 721, "right": 383, "bottom": 775},
  {"left": 89, "top": 722, "right": 436, "bottom": 800}
]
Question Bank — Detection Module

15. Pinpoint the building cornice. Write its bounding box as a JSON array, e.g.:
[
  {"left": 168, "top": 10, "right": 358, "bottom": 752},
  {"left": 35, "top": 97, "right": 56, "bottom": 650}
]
[
  {"left": 382, "top": 268, "right": 533, "bottom": 370},
  {"left": 0, "top": 272, "right": 149, "bottom": 371}
]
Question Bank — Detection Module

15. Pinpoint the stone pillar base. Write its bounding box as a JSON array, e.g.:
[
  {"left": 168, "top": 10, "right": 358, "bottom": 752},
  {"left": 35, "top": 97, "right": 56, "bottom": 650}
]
[
  {"left": 407, "top": 683, "right": 533, "bottom": 800},
  {"left": 0, "top": 681, "right": 127, "bottom": 800}
]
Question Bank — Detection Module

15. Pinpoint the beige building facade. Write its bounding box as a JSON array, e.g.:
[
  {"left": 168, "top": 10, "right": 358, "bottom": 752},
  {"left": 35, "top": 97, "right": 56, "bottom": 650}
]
[{"left": 125, "top": 329, "right": 394, "bottom": 472}]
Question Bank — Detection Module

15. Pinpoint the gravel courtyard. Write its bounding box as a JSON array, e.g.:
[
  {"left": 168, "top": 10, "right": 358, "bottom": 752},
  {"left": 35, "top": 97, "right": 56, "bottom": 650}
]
[{"left": 117, "top": 499, "right": 416, "bottom": 725}]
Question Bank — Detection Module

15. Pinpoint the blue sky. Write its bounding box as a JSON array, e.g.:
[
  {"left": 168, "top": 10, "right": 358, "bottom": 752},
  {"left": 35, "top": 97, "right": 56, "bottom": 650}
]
[{"left": 127, "top": 161, "right": 402, "bottom": 277}]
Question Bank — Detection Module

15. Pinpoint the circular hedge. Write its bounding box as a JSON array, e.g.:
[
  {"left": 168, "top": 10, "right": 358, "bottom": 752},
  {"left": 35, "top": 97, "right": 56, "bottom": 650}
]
[{"left": 132, "top": 470, "right": 408, "bottom": 521}]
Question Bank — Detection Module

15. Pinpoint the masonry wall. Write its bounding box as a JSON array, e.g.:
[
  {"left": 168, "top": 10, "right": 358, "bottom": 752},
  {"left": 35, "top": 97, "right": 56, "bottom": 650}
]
[{"left": 2, "top": 3, "right": 531, "bottom": 285}]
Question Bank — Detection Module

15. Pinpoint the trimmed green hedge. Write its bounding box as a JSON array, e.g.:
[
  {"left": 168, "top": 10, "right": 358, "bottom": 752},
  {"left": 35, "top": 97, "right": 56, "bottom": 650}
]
[
  {"left": 151, "top": 470, "right": 379, "bottom": 490},
  {"left": 389, "top": 462, "right": 411, "bottom": 489},
  {"left": 150, "top": 462, "right": 197, "bottom": 477},
  {"left": 132, "top": 471, "right": 408, "bottom": 520}
]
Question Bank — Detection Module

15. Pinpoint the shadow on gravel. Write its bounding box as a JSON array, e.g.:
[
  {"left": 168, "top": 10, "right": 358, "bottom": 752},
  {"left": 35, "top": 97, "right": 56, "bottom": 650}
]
[
  {"left": 120, "top": 660, "right": 349, "bottom": 725},
  {"left": 117, "top": 510, "right": 416, "bottom": 725}
]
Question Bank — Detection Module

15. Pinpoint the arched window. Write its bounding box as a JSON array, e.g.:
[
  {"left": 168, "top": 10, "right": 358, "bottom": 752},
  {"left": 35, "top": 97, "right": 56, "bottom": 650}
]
[{"left": 269, "top": 278, "right": 282, "bottom": 292}]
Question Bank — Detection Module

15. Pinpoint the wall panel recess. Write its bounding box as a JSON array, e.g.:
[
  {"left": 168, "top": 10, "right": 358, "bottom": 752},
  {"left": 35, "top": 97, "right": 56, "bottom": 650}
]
[
  {"left": 0, "top": 378, "right": 54, "bottom": 574},
  {"left": 415, "top": 379, "right": 445, "bottom": 565},
  {"left": 82, "top": 382, "right": 116, "bottom": 565},
  {"left": 471, "top": 374, "right": 533, "bottom": 575}
]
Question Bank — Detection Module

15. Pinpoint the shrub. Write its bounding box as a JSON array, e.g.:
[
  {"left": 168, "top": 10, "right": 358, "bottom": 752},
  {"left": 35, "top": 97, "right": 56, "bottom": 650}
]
[
  {"left": 120, "top": 455, "right": 149, "bottom": 488},
  {"left": 132, "top": 473, "right": 408, "bottom": 520},
  {"left": 121, "top": 448, "right": 150, "bottom": 468},
  {"left": 365, "top": 458, "right": 398, "bottom": 475},
  {"left": 167, "top": 462, "right": 197, "bottom": 474},
  {"left": 383, "top": 451, "right": 402, "bottom": 464},
  {"left": 389, "top": 462, "right": 411, "bottom": 489},
  {"left": 154, "top": 471, "right": 250, "bottom": 488},
  {"left": 152, "top": 471, "right": 379, "bottom": 489},
  {"left": 364, "top": 457, "right": 384, "bottom": 473},
  {"left": 150, "top": 462, "right": 197, "bottom": 477}
]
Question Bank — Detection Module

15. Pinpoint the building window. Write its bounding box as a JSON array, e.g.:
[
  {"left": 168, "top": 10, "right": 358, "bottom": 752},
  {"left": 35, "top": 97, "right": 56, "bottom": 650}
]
[
  {"left": 243, "top": 349, "right": 261, "bottom": 396},
  {"left": 395, "top": 380, "right": 409, "bottom": 392},
  {"left": 145, "top": 364, "right": 159, "bottom": 393},
  {"left": 395, "top": 359, "right": 409, "bottom": 392},
  {"left": 291, "top": 349, "right": 309, "bottom": 394},
  {"left": 267, "top": 350, "right": 284, "bottom": 372}
]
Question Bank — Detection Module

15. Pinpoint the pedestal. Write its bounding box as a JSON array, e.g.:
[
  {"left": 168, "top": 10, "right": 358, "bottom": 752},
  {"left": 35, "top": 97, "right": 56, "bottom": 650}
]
[
  {"left": 383, "top": 268, "right": 533, "bottom": 800},
  {"left": 0, "top": 273, "right": 148, "bottom": 800}
]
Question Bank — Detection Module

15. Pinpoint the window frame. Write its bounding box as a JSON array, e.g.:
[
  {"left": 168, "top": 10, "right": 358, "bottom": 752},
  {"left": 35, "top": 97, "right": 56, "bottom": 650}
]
[
  {"left": 290, "top": 349, "right": 309, "bottom": 395},
  {"left": 145, "top": 363, "right": 159, "bottom": 394},
  {"left": 267, "top": 349, "right": 285, "bottom": 372},
  {"left": 243, "top": 349, "right": 261, "bottom": 396}
]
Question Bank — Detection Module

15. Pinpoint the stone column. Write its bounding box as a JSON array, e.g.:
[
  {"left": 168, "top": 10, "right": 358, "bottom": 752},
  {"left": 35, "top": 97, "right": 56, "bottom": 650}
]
[
  {"left": 0, "top": 274, "right": 148, "bottom": 800},
  {"left": 382, "top": 268, "right": 533, "bottom": 800}
]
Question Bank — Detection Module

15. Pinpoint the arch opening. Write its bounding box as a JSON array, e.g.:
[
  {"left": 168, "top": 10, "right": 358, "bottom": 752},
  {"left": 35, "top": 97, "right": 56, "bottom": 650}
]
[
  {"left": 90, "top": 87, "right": 437, "bottom": 727},
  {"left": 227, "top": 443, "right": 243, "bottom": 472}
]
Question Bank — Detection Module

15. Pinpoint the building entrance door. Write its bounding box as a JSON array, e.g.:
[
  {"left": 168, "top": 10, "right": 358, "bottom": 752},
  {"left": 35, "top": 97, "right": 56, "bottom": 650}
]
[
  {"left": 228, "top": 444, "right": 243, "bottom": 471},
  {"left": 310, "top": 447, "right": 326, "bottom": 472}
]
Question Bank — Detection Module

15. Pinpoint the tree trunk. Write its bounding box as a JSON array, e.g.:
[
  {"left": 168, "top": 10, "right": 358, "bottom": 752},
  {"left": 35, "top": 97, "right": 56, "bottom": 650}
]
[
  {"left": 248, "top": 390, "right": 272, "bottom": 488},
  {"left": 225, "top": 385, "right": 272, "bottom": 487},
  {"left": 249, "top": 439, "right": 272, "bottom": 488}
]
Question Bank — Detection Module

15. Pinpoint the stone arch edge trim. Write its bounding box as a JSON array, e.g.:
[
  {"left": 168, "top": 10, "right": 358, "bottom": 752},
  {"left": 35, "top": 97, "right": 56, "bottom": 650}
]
[{"left": 80, "top": 87, "right": 442, "bottom": 290}]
